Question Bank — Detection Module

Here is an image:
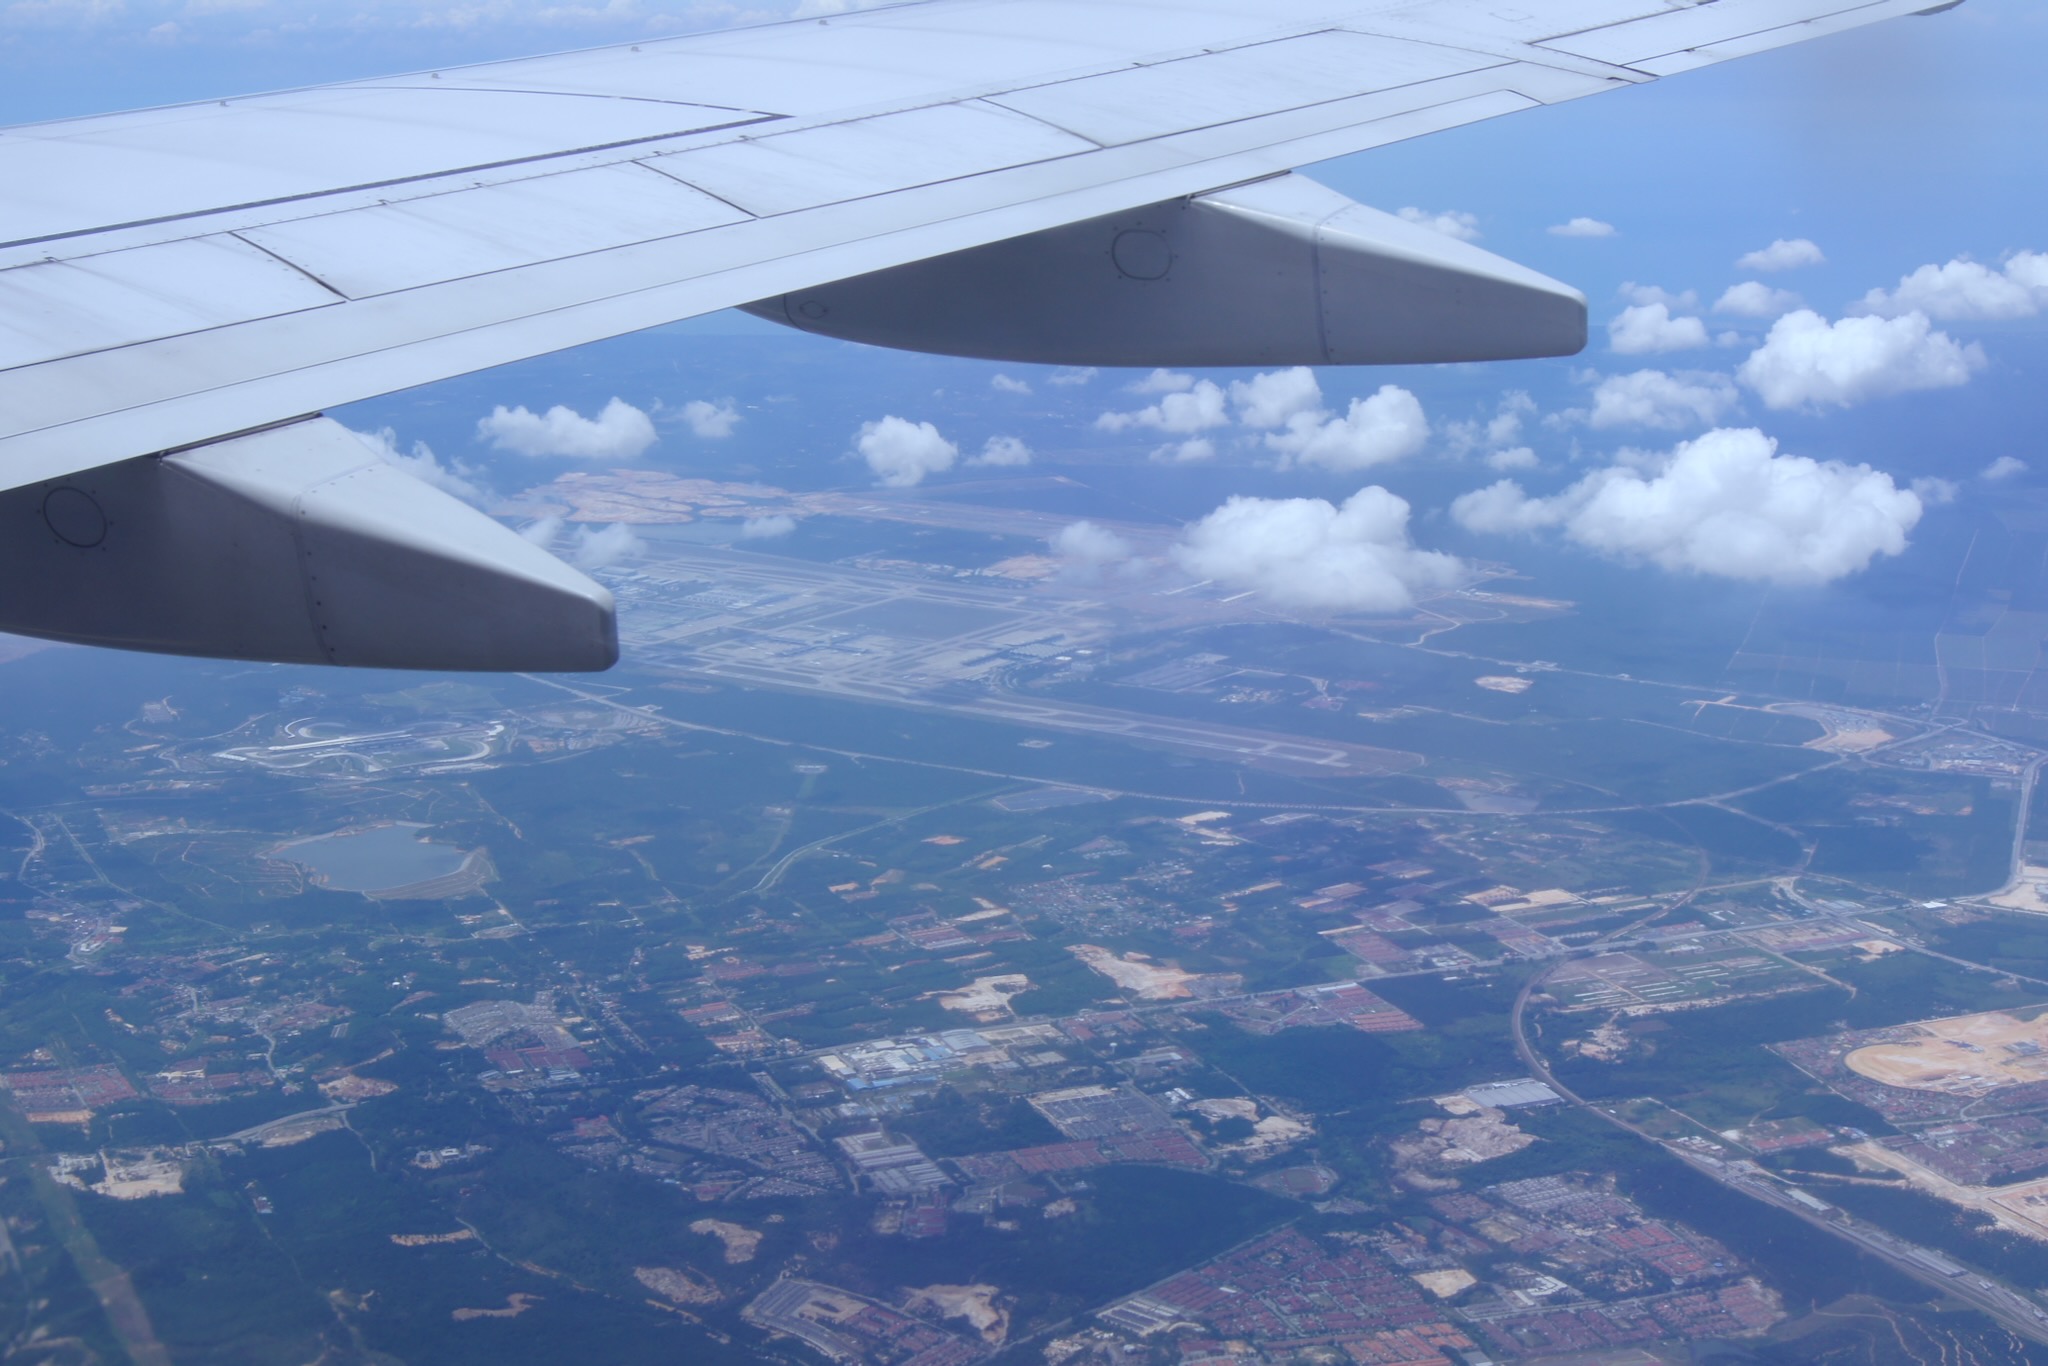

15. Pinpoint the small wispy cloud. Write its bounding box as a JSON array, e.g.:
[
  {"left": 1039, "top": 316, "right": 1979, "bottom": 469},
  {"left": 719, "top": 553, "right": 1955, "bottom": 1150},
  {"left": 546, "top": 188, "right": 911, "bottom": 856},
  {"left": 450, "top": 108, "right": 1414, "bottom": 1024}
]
[{"left": 1548, "top": 217, "right": 1615, "bottom": 239}]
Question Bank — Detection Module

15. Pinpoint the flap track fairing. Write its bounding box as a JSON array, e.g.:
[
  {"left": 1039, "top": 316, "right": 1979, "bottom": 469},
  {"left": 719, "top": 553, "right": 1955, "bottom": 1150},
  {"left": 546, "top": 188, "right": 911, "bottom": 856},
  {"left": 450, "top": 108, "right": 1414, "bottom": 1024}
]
[
  {"left": 745, "top": 173, "right": 1586, "bottom": 368},
  {"left": 0, "top": 417, "right": 616, "bottom": 672}
]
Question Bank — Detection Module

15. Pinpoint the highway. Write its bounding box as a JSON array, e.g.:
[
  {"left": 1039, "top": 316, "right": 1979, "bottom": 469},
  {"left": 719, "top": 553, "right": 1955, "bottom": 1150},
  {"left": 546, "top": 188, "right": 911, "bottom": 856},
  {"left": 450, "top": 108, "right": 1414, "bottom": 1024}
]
[
  {"left": 1995, "top": 752, "right": 2048, "bottom": 901},
  {"left": 1507, "top": 948, "right": 2048, "bottom": 1346},
  {"left": 210, "top": 1102, "right": 352, "bottom": 1145}
]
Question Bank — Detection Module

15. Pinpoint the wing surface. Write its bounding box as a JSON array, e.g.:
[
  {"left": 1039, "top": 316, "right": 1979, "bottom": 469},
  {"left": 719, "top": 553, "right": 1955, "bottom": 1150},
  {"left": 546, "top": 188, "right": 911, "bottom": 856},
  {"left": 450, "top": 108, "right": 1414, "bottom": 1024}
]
[{"left": 0, "top": 0, "right": 1955, "bottom": 494}]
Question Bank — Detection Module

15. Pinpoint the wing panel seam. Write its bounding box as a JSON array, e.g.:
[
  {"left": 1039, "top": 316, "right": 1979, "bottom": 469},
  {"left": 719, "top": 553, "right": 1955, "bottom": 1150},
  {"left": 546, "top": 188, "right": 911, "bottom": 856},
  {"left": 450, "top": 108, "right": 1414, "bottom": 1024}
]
[
  {"left": 228, "top": 233, "right": 351, "bottom": 301},
  {"left": 0, "top": 112, "right": 787, "bottom": 255}
]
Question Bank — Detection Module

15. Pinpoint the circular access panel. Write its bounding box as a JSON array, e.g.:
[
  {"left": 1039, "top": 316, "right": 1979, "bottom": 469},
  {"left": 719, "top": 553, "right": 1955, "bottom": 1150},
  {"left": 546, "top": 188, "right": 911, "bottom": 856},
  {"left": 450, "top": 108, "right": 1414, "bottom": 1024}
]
[
  {"left": 41, "top": 486, "right": 108, "bottom": 548},
  {"left": 1111, "top": 229, "right": 1172, "bottom": 280}
]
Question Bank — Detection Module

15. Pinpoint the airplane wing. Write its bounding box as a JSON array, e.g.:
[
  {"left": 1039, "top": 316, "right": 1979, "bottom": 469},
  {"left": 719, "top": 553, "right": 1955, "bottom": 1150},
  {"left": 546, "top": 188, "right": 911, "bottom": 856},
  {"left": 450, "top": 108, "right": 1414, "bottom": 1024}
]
[{"left": 0, "top": 0, "right": 1960, "bottom": 671}]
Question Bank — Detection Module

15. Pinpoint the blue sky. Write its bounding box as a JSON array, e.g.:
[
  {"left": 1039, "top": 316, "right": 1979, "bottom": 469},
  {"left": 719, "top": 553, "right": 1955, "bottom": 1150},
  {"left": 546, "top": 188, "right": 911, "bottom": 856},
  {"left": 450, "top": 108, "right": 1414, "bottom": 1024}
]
[{"left": 4, "top": 0, "right": 2044, "bottom": 618}]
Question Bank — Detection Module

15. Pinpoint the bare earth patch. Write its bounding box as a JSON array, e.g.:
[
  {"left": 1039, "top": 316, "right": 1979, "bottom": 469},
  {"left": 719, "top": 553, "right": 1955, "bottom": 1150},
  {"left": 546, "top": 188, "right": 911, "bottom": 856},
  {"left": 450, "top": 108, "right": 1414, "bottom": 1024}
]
[
  {"left": 1068, "top": 945, "right": 1198, "bottom": 1000},
  {"left": 391, "top": 1230, "right": 475, "bottom": 1247},
  {"left": 636, "top": 1266, "right": 723, "bottom": 1305},
  {"left": 452, "top": 1294, "right": 541, "bottom": 1321},
  {"left": 320, "top": 1074, "right": 396, "bottom": 1101},
  {"left": 1390, "top": 1107, "right": 1535, "bottom": 1187},
  {"left": 1193, "top": 1098, "right": 1259, "bottom": 1123},
  {"left": 95, "top": 1151, "right": 185, "bottom": 1200},
  {"left": 1413, "top": 1269, "right": 1478, "bottom": 1299},
  {"left": 1844, "top": 1009, "right": 2048, "bottom": 1096},
  {"left": 1991, "top": 867, "right": 2048, "bottom": 914},
  {"left": 903, "top": 1284, "right": 1008, "bottom": 1344},
  {"left": 27, "top": 1109, "right": 93, "bottom": 1126},
  {"left": 1805, "top": 726, "right": 1894, "bottom": 754},
  {"left": 257, "top": 1114, "right": 347, "bottom": 1147},
  {"left": 936, "top": 974, "right": 1031, "bottom": 1017},
  {"left": 690, "top": 1218, "right": 762, "bottom": 1264},
  {"left": 983, "top": 554, "right": 1061, "bottom": 581},
  {"left": 1189, "top": 1098, "right": 1313, "bottom": 1156}
]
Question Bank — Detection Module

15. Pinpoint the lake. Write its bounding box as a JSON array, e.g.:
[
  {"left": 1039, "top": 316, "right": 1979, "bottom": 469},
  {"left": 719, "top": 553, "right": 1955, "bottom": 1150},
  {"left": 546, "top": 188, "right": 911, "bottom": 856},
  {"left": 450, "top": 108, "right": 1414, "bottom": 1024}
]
[{"left": 274, "top": 824, "right": 469, "bottom": 894}]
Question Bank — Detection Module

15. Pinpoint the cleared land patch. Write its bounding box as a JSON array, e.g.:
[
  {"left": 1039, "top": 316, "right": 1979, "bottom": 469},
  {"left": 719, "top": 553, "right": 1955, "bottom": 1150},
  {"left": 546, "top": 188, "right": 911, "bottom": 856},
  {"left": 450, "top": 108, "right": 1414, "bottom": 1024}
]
[
  {"left": 1068, "top": 945, "right": 1201, "bottom": 1000},
  {"left": 1845, "top": 1009, "right": 2048, "bottom": 1096},
  {"left": 936, "top": 974, "right": 1030, "bottom": 1017},
  {"left": 689, "top": 1217, "right": 761, "bottom": 1264}
]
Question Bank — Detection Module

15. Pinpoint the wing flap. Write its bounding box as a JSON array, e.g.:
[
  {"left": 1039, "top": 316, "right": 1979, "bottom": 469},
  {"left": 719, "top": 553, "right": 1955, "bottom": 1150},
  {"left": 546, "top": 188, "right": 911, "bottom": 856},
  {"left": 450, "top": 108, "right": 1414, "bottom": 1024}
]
[
  {"left": 1625, "top": 2, "right": 1940, "bottom": 76},
  {"left": 3, "top": 87, "right": 777, "bottom": 250},
  {"left": 649, "top": 102, "right": 1097, "bottom": 217},
  {"left": 240, "top": 163, "right": 751, "bottom": 300},
  {"left": 0, "top": 234, "right": 339, "bottom": 370},
  {"left": 407, "top": 3, "right": 1337, "bottom": 114},
  {"left": 1539, "top": 0, "right": 1936, "bottom": 68},
  {"left": 986, "top": 31, "right": 1504, "bottom": 147},
  {"left": 1380, "top": 0, "right": 1675, "bottom": 37}
]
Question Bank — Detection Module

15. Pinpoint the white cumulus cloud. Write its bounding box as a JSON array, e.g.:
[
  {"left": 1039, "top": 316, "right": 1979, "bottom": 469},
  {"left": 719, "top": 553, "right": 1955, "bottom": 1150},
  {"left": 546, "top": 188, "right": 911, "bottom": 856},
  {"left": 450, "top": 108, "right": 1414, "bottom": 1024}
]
[
  {"left": 1623, "top": 283, "right": 1700, "bottom": 312},
  {"left": 1488, "top": 446, "right": 1540, "bottom": 471},
  {"left": 739, "top": 514, "right": 798, "bottom": 539},
  {"left": 1151, "top": 438, "right": 1216, "bottom": 464},
  {"left": 1451, "top": 427, "right": 1922, "bottom": 585},
  {"left": 1096, "top": 379, "right": 1229, "bottom": 434},
  {"left": 1912, "top": 477, "right": 1959, "bottom": 507},
  {"left": 350, "top": 426, "right": 486, "bottom": 504},
  {"left": 1486, "top": 393, "right": 1536, "bottom": 447},
  {"left": 1448, "top": 481, "right": 1563, "bottom": 536},
  {"left": 1264, "top": 386, "right": 1430, "bottom": 473},
  {"left": 1715, "top": 282, "right": 1804, "bottom": 318},
  {"left": 1583, "top": 370, "right": 1741, "bottom": 431},
  {"left": 1396, "top": 207, "right": 1481, "bottom": 242},
  {"left": 1048, "top": 367, "right": 1098, "bottom": 387},
  {"left": 990, "top": 373, "right": 1032, "bottom": 395},
  {"left": 1737, "top": 238, "right": 1826, "bottom": 273},
  {"left": 1737, "top": 310, "right": 1984, "bottom": 410},
  {"left": 677, "top": 398, "right": 740, "bottom": 439},
  {"left": 1225, "top": 367, "right": 1431, "bottom": 471},
  {"left": 971, "top": 435, "right": 1032, "bottom": 467},
  {"left": 1174, "top": 487, "right": 1464, "bottom": 612},
  {"left": 1983, "top": 455, "right": 2029, "bottom": 482},
  {"left": 477, "top": 397, "right": 658, "bottom": 460},
  {"left": 1446, "top": 390, "right": 1539, "bottom": 460},
  {"left": 1229, "top": 367, "right": 1324, "bottom": 430},
  {"left": 568, "top": 522, "right": 646, "bottom": 571},
  {"left": 856, "top": 416, "right": 958, "bottom": 487},
  {"left": 1549, "top": 217, "right": 1616, "bottom": 238},
  {"left": 1609, "top": 303, "right": 1710, "bottom": 355},
  {"left": 1129, "top": 368, "right": 1195, "bottom": 395},
  {"left": 1856, "top": 252, "right": 2048, "bottom": 321},
  {"left": 518, "top": 515, "right": 564, "bottom": 548},
  {"left": 792, "top": 0, "right": 897, "bottom": 16},
  {"left": 1051, "top": 520, "right": 1132, "bottom": 568}
]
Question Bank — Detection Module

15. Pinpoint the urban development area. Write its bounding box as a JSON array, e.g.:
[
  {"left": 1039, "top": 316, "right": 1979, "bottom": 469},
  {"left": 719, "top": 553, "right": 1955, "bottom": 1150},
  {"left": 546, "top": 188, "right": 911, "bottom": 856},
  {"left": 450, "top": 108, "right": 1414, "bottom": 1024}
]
[{"left": 6, "top": 471, "right": 2048, "bottom": 1366}]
